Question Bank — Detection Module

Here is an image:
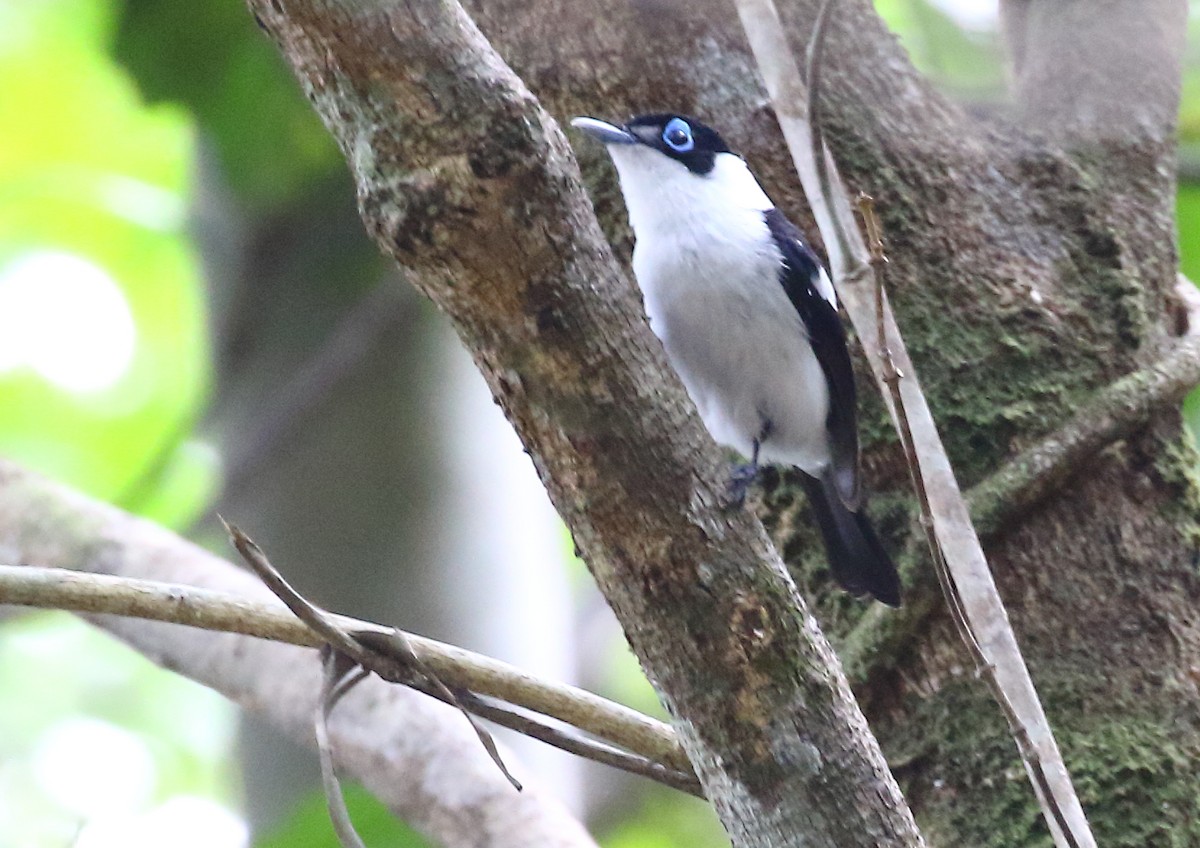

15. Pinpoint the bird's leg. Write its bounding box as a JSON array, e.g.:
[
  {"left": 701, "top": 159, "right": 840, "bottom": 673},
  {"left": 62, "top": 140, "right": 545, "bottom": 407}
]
[
  {"left": 727, "top": 421, "right": 772, "bottom": 507},
  {"left": 727, "top": 441, "right": 762, "bottom": 507}
]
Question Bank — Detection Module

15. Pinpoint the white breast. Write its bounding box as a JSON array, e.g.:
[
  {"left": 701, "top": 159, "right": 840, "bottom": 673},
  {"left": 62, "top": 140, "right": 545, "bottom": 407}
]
[{"left": 609, "top": 150, "right": 833, "bottom": 473}]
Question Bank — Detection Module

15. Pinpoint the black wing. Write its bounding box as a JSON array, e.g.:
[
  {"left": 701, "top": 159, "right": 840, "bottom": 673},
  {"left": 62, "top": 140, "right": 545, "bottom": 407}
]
[{"left": 764, "top": 208, "right": 861, "bottom": 509}]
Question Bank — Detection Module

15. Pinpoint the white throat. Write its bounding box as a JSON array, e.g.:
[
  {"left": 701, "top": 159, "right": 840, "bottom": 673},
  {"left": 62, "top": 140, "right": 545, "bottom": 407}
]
[{"left": 606, "top": 148, "right": 773, "bottom": 240}]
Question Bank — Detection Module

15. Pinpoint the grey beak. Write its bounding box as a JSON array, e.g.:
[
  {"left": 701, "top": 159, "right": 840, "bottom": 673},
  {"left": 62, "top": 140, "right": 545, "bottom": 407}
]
[{"left": 570, "top": 116, "right": 638, "bottom": 145}]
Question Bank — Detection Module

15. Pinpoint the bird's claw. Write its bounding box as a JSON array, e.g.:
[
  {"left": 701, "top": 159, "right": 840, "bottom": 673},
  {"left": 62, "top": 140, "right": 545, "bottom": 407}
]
[{"left": 725, "top": 462, "right": 760, "bottom": 509}]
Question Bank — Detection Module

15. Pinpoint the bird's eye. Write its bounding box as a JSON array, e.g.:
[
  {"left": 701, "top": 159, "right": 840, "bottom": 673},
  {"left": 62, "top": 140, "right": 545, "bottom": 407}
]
[{"left": 662, "top": 118, "right": 695, "bottom": 153}]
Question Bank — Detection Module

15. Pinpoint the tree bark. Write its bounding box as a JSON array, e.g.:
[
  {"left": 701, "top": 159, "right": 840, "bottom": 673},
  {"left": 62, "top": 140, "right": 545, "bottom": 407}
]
[
  {"left": 256, "top": 0, "right": 1198, "bottom": 844},
  {"left": 194, "top": 112, "right": 583, "bottom": 827},
  {"left": 1002, "top": 0, "right": 1186, "bottom": 143},
  {"left": 246, "top": 1, "right": 926, "bottom": 846}
]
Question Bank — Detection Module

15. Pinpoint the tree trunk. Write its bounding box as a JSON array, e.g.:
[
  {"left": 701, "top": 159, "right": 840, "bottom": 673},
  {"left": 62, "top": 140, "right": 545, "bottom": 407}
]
[{"left": 194, "top": 136, "right": 583, "bottom": 829}]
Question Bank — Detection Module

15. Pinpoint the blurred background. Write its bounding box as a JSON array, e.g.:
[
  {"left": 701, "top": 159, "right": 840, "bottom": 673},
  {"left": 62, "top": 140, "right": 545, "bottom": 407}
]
[{"left": 0, "top": 1, "right": 1198, "bottom": 846}]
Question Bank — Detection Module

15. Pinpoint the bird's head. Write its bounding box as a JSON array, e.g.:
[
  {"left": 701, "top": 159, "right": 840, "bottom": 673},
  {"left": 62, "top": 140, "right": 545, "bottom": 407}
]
[
  {"left": 570, "top": 113, "right": 773, "bottom": 234},
  {"left": 571, "top": 113, "right": 731, "bottom": 175}
]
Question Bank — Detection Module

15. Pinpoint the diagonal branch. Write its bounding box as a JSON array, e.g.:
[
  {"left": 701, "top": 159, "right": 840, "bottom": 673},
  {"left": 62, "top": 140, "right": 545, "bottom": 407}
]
[
  {"left": 843, "top": 329, "right": 1200, "bottom": 679},
  {"left": 316, "top": 649, "right": 372, "bottom": 848},
  {"left": 969, "top": 334, "right": 1200, "bottom": 538},
  {"left": 223, "top": 519, "right": 525, "bottom": 792}
]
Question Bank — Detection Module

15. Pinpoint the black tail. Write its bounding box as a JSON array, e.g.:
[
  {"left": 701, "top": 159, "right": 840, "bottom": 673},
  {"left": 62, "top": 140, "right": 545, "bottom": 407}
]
[{"left": 800, "top": 474, "right": 901, "bottom": 607}]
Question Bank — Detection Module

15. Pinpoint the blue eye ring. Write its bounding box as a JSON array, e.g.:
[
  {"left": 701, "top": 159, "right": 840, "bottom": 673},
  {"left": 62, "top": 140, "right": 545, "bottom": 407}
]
[{"left": 662, "top": 118, "right": 695, "bottom": 153}]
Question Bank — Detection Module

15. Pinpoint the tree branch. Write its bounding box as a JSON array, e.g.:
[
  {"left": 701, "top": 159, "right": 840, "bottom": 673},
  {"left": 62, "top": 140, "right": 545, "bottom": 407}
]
[
  {"left": 969, "top": 335, "right": 1200, "bottom": 536},
  {"left": 844, "top": 330, "right": 1200, "bottom": 702},
  {"left": 0, "top": 560, "right": 695, "bottom": 788},
  {"left": 39, "top": 309, "right": 1200, "bottom": 810},
  {"left": 315, "top": 650, "right": 371, "bottom": 848},
  {"left": 448, "top": 1, "right": 1198, "bottom": 842},
  {"left": 1001, "top": 0, "right": 1187, "bottom": 141},
  {"left": 0, "top": 459, "right": 596, "bottom": 848}
]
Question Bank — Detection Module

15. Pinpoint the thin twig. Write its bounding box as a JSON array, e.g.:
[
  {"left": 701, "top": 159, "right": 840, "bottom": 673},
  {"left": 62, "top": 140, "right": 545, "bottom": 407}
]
[
  {"left": 453, "top": 693, "right": 702, "bottom": 796},
  {"left": 805, "top": 0, "right": 858, "bottom": 271},
  {"left": 0, "top": 563, "right": 694, "bottom": 790},
  {"left": 845, "top": 329, "right": 1200, "bottom": 673},
  {"left": 222, "top": 517, "right": 370, "bottom": 661},
  {"left": 370, "top": 662, "right": 700, "bottom": 796},
  {"left": 223, "top": 520, "right": 522, "bottom": 790},
  {"left": 317, "top": 649, "right": 370, "bottom": 848},
  {"left": 226, "top": 521, "right": 694, "bottom": 791},
  {"left": 855, "top": 195, "right": 978, "bottom": 655},
  {"left": 329, "top": 664, "right": 373, "bottom": 708}
]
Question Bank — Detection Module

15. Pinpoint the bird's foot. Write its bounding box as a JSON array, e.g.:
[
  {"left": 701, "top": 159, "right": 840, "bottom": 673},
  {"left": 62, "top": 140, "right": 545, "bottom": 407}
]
[{"left": 725, "top": 462, "right": 761, "bottom": 510}]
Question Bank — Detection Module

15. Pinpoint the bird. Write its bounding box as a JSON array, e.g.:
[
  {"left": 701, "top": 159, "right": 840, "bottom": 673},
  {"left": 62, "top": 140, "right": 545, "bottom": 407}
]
[{"left": 571, "top": 112, "right": 901, "bottom": 606}]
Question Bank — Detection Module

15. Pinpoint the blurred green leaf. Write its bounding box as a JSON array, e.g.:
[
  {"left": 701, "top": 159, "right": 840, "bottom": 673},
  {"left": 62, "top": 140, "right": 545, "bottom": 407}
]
[
  {"left": 873, "top": 0, "right": 1005, "bottom": 98},
  {"left": 1182, "top": 71, "right": 1200, "bottom": 141},
  {"left": 112, "top": 0, "right": 342, "bottom": 208},
  {"left": 1178, "top": 183, "right": 1200, "bottom": 434},
  {"left": 599, "top": 788, "right": 726, "bottom": 848},
  {"left": 122, "top": 438, "right": 223, "bottom": 531},
  {"left": 0, "top": 0, "right": 211, "bottom": 521},
  {"left": 256, "top": 784, "right": 431, "bottom": 848},
  {"left": 601, "top": 642, "right": 670, "bottom": 722},
  {"left": 0, "top": 614, "right": 242, "bottom": 846},
  {"left": 1182, "top": 13, "right": 1200, "bottom": 140},
  {"left": 1183, "top": 386, "right": 1200, "bottom": 437},
  {"left": 1178, "top": 184, "right": 1200, "bottom": 283},
  {"left": 872, "top": 0, "right": 916, "bottom": 31}
]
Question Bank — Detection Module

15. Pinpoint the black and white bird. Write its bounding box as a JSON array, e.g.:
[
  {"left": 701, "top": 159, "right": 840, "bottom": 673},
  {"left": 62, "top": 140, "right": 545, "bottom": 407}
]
[{"left": 572, "top": 113, "right": 901, "bottom": 606}]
